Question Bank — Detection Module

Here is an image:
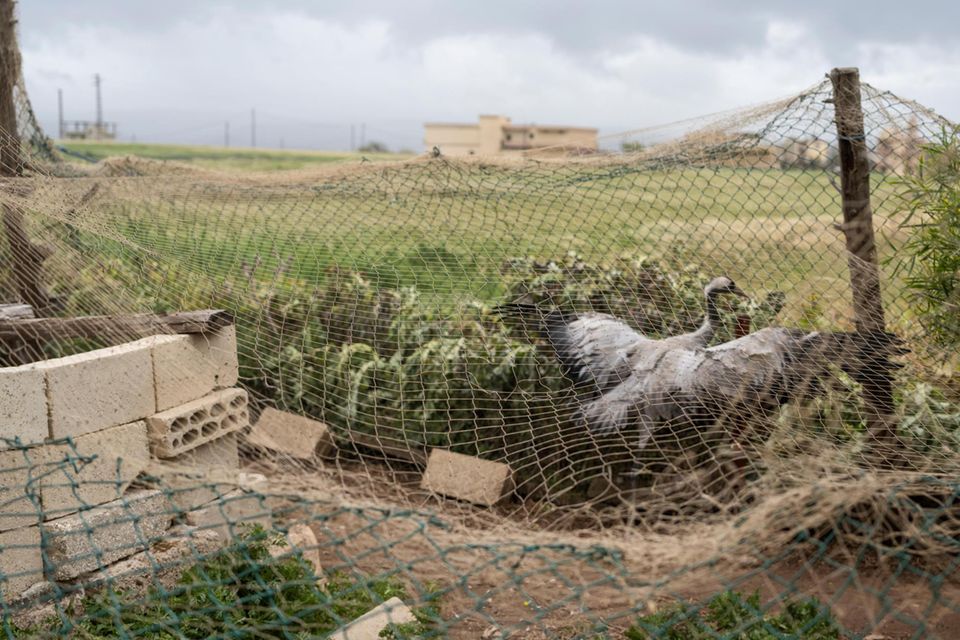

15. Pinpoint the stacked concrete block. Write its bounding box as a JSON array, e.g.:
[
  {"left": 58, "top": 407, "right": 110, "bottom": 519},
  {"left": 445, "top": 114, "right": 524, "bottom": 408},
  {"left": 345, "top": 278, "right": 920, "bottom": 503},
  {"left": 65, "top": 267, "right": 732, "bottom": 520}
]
[
  {"left": 420, "top": 449, "right": 513, "bottom": 506},
  {"left": 34, "top": 339, "right": 157, "bottom": 440},
  {"left": 0, "top": 447, "right": 45, "bottom": 532},
  {"left": 148, "top": 433, "right": 242, "bottom": 513},
  {"left": 0, "top": 525, "right": 43, "bottom": 601},
  {"left": 147, "top": 388, "right": 249, "bottom": 459},
  {"left": 42, "top": 490, "right": 173, "bottom": 580},
  {"left": 0, "top": 364, "right": 47, "bottom": 448},
  {"left": 185, "top": 475, "right": 272, "bottom": 539},
  {"left": 245, "top": 408, "right": 336, "bottom": 460},
  {"left": 40, "top": 421, "right": 151, "bottom": 520},
  {"left": 150, "top": 327, "right": 239, "bottom": 411}
]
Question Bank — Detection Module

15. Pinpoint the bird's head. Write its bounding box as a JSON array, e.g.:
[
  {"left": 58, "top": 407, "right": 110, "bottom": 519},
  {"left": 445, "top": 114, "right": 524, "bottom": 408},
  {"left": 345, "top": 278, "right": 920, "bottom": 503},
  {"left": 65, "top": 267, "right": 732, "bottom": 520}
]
[{"left": 704, "top": 276, "right": 748, "bottom": 299}]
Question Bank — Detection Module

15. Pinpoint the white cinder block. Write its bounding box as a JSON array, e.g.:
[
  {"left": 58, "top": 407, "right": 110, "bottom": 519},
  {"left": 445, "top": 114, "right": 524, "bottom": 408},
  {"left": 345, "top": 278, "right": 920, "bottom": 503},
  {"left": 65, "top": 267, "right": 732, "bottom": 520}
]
[
  {"left": 147, "top": 388, "right": 249, "bottom": 458},
  {"left": 151, "top": 327, "right": 240, "bottom": 411},
  {"left": 36, "top": 340, "right": 156, "bottom": 440},
  {"left": 147, "top": 433, "right": 241, "bottom": 512},
  {"left": 41, "top": 421, "right": 151, "bottom": 520},
  {"left": 245, "top": 408, "right": 335, "bottom": 460},
  {"left": 0, "top": 364, "right": 48, "bottom": 448}
]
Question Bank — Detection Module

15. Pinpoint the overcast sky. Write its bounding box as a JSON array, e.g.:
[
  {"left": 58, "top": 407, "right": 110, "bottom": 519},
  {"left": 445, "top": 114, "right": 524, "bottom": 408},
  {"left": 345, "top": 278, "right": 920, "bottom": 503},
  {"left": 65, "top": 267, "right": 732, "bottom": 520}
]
[{"left": 17, "top": 1, "right": 960, "bottom": 152}]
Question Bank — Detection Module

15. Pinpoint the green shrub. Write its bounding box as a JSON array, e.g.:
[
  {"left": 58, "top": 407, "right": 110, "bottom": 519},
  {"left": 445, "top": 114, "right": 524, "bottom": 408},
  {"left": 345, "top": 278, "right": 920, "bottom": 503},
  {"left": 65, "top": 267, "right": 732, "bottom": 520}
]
[
  {"left": 14, "top": 526, "right": 438, "bottom": 639},
  {"left": 625, "top": 590, "right": 842, "bottom": 640},
  {"left": 893, "top": 126, "right": 960, "bottom": 346}
]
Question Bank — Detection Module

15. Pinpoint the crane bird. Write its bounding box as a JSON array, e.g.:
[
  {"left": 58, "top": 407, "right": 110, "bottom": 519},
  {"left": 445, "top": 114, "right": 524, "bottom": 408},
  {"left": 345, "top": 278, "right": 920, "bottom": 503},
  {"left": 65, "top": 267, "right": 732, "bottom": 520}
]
[
  {"left": 576, "top": 326, "right": 907, "bottom": 449},
  {"left": 499, "top": 276, "right": 748, "bottom": 393}
]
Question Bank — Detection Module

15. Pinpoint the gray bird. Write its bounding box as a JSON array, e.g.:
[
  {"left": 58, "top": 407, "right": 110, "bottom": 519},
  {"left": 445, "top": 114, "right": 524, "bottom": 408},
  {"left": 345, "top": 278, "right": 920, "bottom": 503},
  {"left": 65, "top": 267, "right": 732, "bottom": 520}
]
[
  {"left": 499, "top": 276, "right": 748, "bottom": 392},
  {"left": 578, "top": 327, "right": 906, "bottom": 449}
]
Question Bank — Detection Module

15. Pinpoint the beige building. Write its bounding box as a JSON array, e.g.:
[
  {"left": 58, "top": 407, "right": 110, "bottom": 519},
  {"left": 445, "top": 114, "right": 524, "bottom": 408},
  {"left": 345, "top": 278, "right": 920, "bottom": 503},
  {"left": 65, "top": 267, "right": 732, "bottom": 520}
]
[{"left": 424, "top": 115, "right": 598, "bottom": 156}]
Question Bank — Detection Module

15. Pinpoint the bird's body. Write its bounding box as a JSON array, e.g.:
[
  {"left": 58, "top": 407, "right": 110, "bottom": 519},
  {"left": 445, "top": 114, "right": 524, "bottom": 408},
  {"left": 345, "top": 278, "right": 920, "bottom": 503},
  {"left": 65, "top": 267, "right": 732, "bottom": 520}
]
[
  {"left": 501, "top": 276, "right": 748, "bottom": 393},
  {"left": 578, "top": 327, "right": 905, "bottom": 448}
]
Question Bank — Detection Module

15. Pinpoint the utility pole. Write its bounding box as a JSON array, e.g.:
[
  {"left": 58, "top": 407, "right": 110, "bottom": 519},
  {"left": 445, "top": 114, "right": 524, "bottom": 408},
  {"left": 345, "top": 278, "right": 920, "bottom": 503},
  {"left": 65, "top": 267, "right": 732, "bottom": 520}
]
[
  {"left": 57, "top": 88, "right": 63, "bottom": 139},
  {"left": 250, "top": 108, "right": 256, "bottom": 148},
  {"left": 94, "top": 72, "right": 102, "bottom": 138},
  {"left": 360, "top": 122, "right": 365, "bottom": 149},
  {"left": 350, "top": 124, "right": 355, "bottom": 151},
  {"left": 224, "top": 121, "right": 229, "bottom": 147}
]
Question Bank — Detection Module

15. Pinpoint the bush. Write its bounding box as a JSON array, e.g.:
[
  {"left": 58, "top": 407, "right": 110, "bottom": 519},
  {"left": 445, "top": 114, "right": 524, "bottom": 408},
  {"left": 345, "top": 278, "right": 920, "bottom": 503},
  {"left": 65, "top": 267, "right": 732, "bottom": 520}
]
[
  {"left": 894, "top": 126, "right": 960, "bottom": 345},
  {"left": 625, "top": 590, "right": 842, "bottom": 640}
]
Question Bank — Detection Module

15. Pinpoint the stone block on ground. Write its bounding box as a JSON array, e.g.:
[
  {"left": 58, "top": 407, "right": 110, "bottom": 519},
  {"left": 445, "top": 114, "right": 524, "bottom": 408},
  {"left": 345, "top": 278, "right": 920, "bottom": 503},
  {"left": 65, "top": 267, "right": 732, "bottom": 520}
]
[
  {"left": 245, "top": 408, "right": 335, "bottom": 460},
  {"left": 151, "top": 327, "right": 240, "bottom": 411},
  {"left": 36, "top": 339, "right": 156, "bottom": 440},
  {"left": 185, "top": 481, "right": 271, "bottom": 539},
  {"left": 0, "top": 364, "right": 47, "bottom": 449},
  {"left": 420, "top": 449, "right": 512, "bottom": 507},
  {"left": 0, "top": 447, "right": 45, "bottom": 532},
  {"left": 42, "top": 489, "right": 173, "bottom": 580},
  {"left": 327, "top": 597, "right": 416, "bottom": 640},
  {"left": 269, "top": 523, "right": 324, "bottom": 585},
  {"left": 41, "top": 421, "right": 151, "bottom": 520},
  {"left": 146, "top": 388, "right": 249, "bottom": 458},
  {"left": 0, "top": 525, "right": 42, "bottom": 601}
]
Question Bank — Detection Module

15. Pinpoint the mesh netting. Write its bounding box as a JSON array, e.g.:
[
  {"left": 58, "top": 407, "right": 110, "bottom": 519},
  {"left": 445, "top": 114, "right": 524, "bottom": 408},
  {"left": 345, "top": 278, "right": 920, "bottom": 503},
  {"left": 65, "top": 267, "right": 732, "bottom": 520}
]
[{"left": 1, "top": 70, "right": 959, "bottom": 639}]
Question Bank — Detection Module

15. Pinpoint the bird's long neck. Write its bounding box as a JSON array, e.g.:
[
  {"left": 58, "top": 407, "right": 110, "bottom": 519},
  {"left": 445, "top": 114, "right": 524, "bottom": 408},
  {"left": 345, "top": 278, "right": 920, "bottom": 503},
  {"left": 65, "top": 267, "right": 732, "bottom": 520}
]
[{"left": 694, "top": 290, "right": 722, "bottom": 341}]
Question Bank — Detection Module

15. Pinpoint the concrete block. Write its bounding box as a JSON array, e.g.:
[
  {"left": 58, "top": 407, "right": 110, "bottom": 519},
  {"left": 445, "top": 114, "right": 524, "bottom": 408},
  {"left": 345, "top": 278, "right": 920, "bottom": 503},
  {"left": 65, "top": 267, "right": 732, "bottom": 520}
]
[
  {"left": 0, "top": 447, "right": 45, "bottom": 532},
  {"left": 0, "top": 365, "right": 47, "bottom": 449},
  {"left": 41, "top": 421, "right": 151, "bottom": 520},
  {"left": 185, "top": 487, "right": 271, "bottom": 539},
  {"left": 269, "top": 523, "right": 324, "bottom": 585},
  {"left": 0, "top": 525, "right": 43, "bottom": 602},
  {"left": 420, "top": 449, "right": 512, "bottom": 507},
  {"left": 147, "top": 433, "right": 241, "bottom": 512},
  {"left": 328, "top": 597, "right": 416, "bottom": 640},
  {"left": 151, "top": 327, "right": 240, "bottom": 411},
  {"left": 147, "top": 388, "right": 249, "bottom": 458},
  {"left": 36, "top": 339, "right": 156, "bottom": 440},
  {"left": 245, "top": 408, "right": 335, "bottom": 460},
  {"left": 43, "top": 489, "right": 173, "bottom": 580}
]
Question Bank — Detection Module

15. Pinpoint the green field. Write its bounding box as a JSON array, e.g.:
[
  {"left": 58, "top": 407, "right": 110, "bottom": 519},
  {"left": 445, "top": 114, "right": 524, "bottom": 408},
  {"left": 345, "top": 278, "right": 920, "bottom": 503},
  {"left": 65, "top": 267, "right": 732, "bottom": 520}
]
[{"left": 57, "top": 140, "right": 415, "bottom": 171}]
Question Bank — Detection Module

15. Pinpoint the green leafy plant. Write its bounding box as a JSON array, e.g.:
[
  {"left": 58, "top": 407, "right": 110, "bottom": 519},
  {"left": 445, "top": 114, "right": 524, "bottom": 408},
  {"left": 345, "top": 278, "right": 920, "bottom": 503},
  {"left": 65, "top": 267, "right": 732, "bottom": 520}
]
[
  {"left": 625, "top": 590, "right": 842, "bottom": 640},
  {"left": 892, "top": 125, "right": 960, "bottom": 345},
  {"left": 14, "top": 526, "right": 438, "bottom": 639}
]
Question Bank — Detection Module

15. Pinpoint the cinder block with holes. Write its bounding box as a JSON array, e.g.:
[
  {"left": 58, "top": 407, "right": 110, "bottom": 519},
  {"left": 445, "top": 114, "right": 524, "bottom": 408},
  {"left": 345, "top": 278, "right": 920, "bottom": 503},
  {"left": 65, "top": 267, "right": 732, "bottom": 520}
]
[
  {"left": 0, "top": 524, "right": 43, "bottom": 601},
  {"left": 35, "top": 339, "right": 156, "bottom": 440},
  {"left": 150, "top": 327, "right": 240, "bottom": 412},
  {"left": 420, "top": 449, "right": 513, "bottom": 506},
  {"left": 42, "top": 489, "right": 172, "bottom": 580},
  {"left": 0, "top": 364, "right": 47, "bottom": 449},
  {"left": 41, "top": 421, "right": 151, "bottom": 520},
  {"left": 146, "top": 388, "right": 249, "bottom": 459}
]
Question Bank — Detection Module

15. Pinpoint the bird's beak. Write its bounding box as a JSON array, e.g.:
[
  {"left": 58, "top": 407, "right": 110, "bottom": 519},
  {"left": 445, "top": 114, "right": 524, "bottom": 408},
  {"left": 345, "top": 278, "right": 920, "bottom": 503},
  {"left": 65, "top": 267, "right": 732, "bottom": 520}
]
[{"left": 732, "top": 286, "right": 749, "bottom": 299}]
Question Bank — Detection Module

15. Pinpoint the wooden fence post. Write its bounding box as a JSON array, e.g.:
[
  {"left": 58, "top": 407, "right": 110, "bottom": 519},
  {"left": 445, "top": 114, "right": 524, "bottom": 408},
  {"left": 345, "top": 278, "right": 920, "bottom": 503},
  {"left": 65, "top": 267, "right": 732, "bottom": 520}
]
[
  {"left": 829, "top": 67, "right": 898, "bottom": 455},
  {"left": 0, "top": 0, "right": 52, "bottom": 317}
]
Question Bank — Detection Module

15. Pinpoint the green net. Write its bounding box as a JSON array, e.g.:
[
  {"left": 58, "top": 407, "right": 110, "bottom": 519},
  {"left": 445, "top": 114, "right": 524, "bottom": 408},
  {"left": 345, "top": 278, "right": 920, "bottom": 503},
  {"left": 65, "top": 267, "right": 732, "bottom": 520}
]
[{"left": 1, "top": 71, "right": 959, "bottom": 639}]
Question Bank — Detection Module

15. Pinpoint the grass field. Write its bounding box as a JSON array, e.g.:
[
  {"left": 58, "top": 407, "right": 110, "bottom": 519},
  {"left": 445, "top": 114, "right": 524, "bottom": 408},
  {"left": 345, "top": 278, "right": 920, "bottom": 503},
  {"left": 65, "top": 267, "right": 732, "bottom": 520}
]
[
  {"left": 66, "top": 156, "right": 911, "bottom": 329},
  {"left": 57, "top": 139, "right": 415, "bottom": 171}
]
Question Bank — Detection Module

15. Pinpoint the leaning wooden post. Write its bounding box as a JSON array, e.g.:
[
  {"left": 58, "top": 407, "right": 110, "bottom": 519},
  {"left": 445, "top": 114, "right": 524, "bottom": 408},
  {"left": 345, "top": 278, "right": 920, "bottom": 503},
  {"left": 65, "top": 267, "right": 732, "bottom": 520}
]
[
  {"left": 0, "top": 0, "right": 52, "bottom": 316},
  {"left": 829, "top": 67, "right": 898, "bottom": 454}
]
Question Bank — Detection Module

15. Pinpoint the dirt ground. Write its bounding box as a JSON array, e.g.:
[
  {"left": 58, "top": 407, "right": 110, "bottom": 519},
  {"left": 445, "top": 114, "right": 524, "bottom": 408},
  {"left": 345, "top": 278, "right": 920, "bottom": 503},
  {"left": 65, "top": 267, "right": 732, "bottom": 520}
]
[{"left": 260, "top": 463, "right": 959, "bottom": 640}]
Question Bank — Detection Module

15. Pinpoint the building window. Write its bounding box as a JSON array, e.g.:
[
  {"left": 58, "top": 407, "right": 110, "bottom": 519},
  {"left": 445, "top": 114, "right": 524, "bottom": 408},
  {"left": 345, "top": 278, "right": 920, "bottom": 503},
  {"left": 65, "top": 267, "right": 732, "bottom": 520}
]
[
  {"left": 529, "top": 133, "right": 535, "bottom": 139},
  {"left": 506, "top": 134, "right": 512, "bottom": 141}
]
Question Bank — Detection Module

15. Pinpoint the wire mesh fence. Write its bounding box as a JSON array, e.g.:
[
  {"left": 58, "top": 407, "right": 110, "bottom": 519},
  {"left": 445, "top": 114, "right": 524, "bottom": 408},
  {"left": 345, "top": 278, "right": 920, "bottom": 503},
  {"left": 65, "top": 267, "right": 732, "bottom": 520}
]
[{"left": 0, "top": 71, "right": 959, "bottom": 638}]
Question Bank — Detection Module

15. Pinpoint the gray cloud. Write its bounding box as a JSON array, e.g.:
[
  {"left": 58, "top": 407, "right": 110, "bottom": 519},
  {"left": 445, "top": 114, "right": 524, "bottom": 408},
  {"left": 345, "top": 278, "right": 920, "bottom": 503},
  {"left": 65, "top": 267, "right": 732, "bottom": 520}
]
[{"left": 16, "top": 1, "right": 960, "bottom": 151}]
